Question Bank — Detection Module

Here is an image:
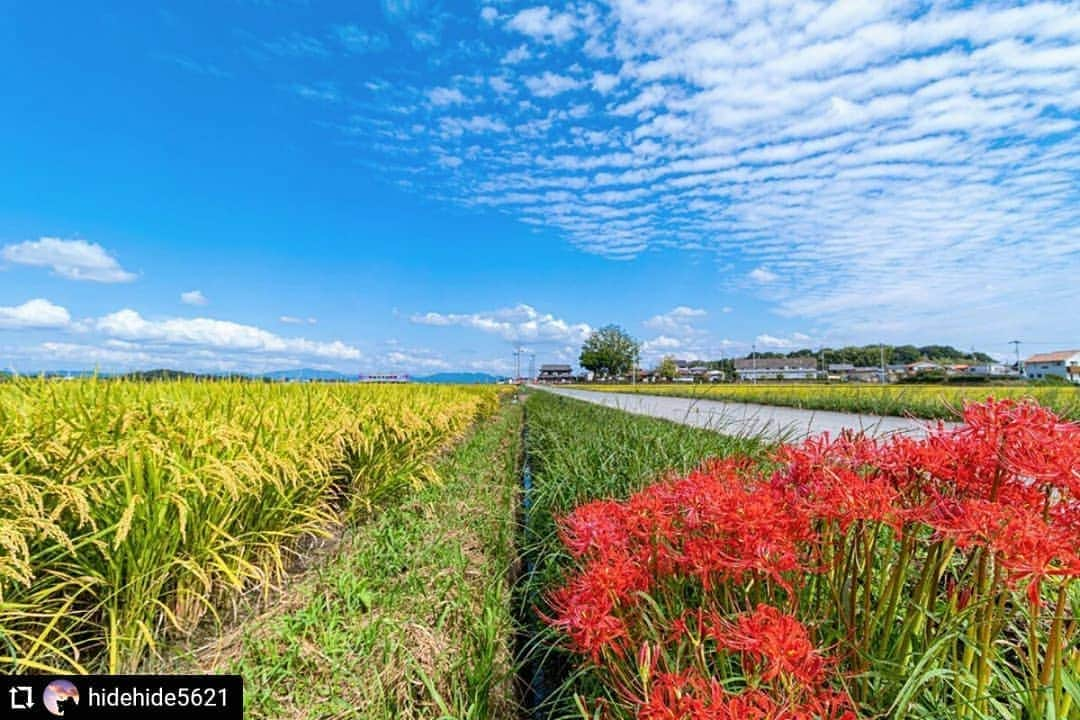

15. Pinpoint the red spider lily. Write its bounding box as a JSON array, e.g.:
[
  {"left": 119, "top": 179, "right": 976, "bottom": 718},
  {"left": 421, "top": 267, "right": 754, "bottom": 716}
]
[
  {"left": 546, "top": 398, "right": 1078, "bottom": 719},
  {"left": 545, "top": 546, "right": 650, "bottom": 660},
  {"left": 715, "top": 605, "right": 830, "bottom": 687},
  {"left": 636, "top": 667, "right": 856, "bottom": 720},
  {"left": 561, "top": 499, "right": 631, "bottom": 559}
]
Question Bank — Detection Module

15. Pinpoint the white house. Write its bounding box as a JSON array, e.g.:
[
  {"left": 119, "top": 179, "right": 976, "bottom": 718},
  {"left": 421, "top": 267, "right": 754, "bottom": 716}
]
[
  {"left": 966, "top": 363, "right": 1017, "bottom": 378},
  {"left": 734, "top": 357, "right": 820, "bottom": 381},
  {"left": 1024, "top": 350, "right": 1080, "bottom": 384}
]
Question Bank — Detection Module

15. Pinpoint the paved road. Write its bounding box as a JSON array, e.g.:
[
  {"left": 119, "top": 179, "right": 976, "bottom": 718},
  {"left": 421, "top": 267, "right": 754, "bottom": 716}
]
[{"left": 533, "top": 386, "right": 951, "bottom": 441}]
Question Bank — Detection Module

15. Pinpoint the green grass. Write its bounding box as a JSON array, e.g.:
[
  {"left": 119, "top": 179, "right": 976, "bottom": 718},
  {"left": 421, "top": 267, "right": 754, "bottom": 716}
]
[
  {"left": 579, "top": 383, "right": 1080, "bottom": 421},
  {"left": 519, "top": 391, "right": 765, "bottom": 719},
  {"left": 165, "top": 399, "right": 524, "bottom": 720}
]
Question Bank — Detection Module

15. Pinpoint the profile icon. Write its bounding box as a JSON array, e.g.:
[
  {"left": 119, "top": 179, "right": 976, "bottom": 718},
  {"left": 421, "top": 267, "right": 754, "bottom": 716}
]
[{"left": 43, "top": 679, "right": 79, "bottom": 717}]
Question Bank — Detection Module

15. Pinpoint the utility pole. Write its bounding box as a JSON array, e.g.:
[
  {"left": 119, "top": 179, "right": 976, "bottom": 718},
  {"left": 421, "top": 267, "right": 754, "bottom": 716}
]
[
  {"left": 513, "top": 347, "right": 524, "bottom": 384},
  {"left": 752, "top": 344, "right": 757, "bottom": 384},
  {"left": 880, "top": 343, "right": 887, "bottom": 384},
  {"left": 528, "top": 352, "right": 536, "bottom": 382},
  {"left": 1009, "top": 340, "right": 1022, "bottom": 375}
]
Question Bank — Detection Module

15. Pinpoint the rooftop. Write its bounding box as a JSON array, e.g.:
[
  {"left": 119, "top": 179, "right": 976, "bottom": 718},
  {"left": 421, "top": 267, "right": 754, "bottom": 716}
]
[{"left": 1026, "top": 350, "right": 1080, "bottom": 363}]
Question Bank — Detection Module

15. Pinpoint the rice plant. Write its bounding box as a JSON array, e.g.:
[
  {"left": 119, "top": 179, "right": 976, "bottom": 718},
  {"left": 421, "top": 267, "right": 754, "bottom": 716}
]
[{"left": 0, "top": 378, "right": 503, "bottom": 674}]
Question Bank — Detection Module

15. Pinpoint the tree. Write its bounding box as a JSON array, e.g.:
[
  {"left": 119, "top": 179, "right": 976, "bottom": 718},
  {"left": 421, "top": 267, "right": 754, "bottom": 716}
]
[
  {"left": 656, "top": 355, "right": 678, "bottom": 381},
  {"left": 579, "top": 325, "right": 640, "bottom": 379}
]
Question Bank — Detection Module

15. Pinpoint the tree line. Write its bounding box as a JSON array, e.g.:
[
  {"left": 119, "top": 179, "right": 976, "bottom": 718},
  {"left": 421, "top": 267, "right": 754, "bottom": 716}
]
[{"left": 578, "top": 325, "right": 997, "bottom": 380}]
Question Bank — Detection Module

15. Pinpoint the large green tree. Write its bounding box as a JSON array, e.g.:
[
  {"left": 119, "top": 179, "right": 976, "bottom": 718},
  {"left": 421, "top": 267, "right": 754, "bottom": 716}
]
[
  {"left": 656, "top": 355, "right": 678, "bottom": 381},
  {"left": 579, "top": 325, "right": 640, "bottom": 379}
]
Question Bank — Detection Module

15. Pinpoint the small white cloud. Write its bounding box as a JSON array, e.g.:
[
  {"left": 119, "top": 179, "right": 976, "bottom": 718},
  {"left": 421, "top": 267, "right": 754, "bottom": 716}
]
[
  {"left": 591, "top": 71, "right": 619, "bottom": 94},
  {"left": 0, "top": 298, "right": 71, "bottom": 329},
  {"left": 754, "top": 333, "right": 814, "bottom": 349},
  {"left": 722, "top": 306, "right": 734, "bottom": 313},
  {"left": 427, "top": 86, "right": 468, "bottom": 106},
  {"left": 749, "top": 267, "right": 779, "bottom": 284},
  {"left": 280, "top": 315, "right": 319, "bottom": 325},
  {"left": 524, "top": 72, "right": 583, "bottom": 98},
  {"left": 180, "top": 290, "right": 208, "bottom": 306},
  {"left": 2, "top": 237, "right": 136, "bottom": 283},
  {"left": 489, "top": 76, "right": 514, "bottom": 95},
  {"left": 501, "top": 44, "right": 531, "bottom": 64},
  {"left": 410, "top": 303, "right": 591, "bottom": 344},
  {"left": 480, "top": 6, "right": 498, "bottom": 23},
  {"left": 384, "top": 350, "right": 451, "bottom": 370},
  {"left": 292, "top": 82, "right": 340, "bottom": 103},
  {"left": 642, "top": 335, "right": 683, "bottom": 352},
  {"left": 643, "top": 306, "right": 707, "bottom": 334},
  {"left": 507, "top": 6, "right": 577, "bottom": 44}
]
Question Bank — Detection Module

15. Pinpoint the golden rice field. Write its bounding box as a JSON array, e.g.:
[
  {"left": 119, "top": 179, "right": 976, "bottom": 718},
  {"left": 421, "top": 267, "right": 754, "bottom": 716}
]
[
  {"left": 0, "top": 379, "right": 505, "bottom": 674},
  {"left": 584, "top": 383, "right": 1080, "bottom": 420}
]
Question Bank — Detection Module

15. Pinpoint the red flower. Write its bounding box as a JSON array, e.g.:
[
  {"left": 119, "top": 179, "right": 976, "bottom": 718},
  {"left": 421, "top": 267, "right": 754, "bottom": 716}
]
[{"left": 716, "top": 605, "right": 829, "bottom": 687}]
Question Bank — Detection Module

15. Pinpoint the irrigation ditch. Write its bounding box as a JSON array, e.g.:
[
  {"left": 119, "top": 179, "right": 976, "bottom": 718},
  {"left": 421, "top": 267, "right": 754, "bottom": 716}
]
[{"left": 514, "top": 397, "right": 546, "bottom": 718}]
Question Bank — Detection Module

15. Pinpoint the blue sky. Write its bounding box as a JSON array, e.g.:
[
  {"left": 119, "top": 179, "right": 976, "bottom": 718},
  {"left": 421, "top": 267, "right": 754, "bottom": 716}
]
[{"left": 2, "top": 1, "right": 1078, "bottom": 375}]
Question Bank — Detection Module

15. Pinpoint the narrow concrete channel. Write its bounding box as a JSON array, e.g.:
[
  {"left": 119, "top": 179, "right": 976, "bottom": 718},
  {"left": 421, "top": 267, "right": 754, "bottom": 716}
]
[{"left": 532, "top": 385, "right": 953, "bottom": 440}]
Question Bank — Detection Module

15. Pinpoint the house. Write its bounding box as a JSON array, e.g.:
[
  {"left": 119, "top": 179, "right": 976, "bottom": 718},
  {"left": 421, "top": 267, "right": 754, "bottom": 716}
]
[
  {"left": 907, "top": 361, "right": 942, "bottom": 375},
  {"left": 358, "top": 373, "right": 410, "bottom": 383},
  {"left": 850, "top": 366, "right": 886, "bottom": 383},
  {"left": 966, "top": 363, "right": 1017, "bottom": 378},
  {"left": 1024, "top": 350, "right": 1080, "bottom": 384},
  {"left": 537, "top": 364, "right": 574, "bottom": 383},
  {"left": 733, "top": 357, "right": 819, "bottom": 382}
]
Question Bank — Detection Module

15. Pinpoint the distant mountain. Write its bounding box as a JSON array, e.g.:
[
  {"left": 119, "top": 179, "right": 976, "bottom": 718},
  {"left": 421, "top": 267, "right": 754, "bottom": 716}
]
[
  {"left": 413, "top": 372, "right": 506, "bottom": 384},
  {"left": 261, "top": 368, "right": 352, "bottom": 382},
  {"left": 3, "top": 367, "right": 504, "bottom": 384}
]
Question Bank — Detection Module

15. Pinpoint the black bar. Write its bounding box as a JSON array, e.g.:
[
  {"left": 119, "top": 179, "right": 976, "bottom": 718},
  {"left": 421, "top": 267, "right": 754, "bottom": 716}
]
[{"left": 0, "top": 675, "right": 242, "bottom": 718}]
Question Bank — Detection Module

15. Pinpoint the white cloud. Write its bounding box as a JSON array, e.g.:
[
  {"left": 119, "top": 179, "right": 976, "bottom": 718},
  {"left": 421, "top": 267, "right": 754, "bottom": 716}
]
[
  {"left": 279, "top": 315, "right": 318, "bottom": 325},
  {"left": 293, "top": 83, "right": 340, "bottom": 103},
  {"left": 180, "top": 290, "right": 208, "bottom": 306},
  {"left": 427, "top": 86, "right": 468, "bottom": 106},
  {"left": 324, "top": 0, "right": 1080, "bottom": 346},
  {"left": 480, "top": 6, "right": 498, "bottom": 24},
  {"left": 749, "top": 267, "right": 778, "bottom": 284},
  {"left": 643, "top": 306, "right": 707, "bottom": 334},
  {"left": 507, "top": 6, "right": 577, "bottom": 44},
  {"left": 489, "top": 76, "right": 514, "bottom": 94},
  {"left": 641, "top": 334, "right": 683, "bottom": 352},
  {"left": 501, "top": 44, "right": 532, "bottom": 64},
  {"left": 524, "top": 72, "right": 583, "bottom": 97},
  {"left": 2, "top": 237, "right": 136, "bottom": 283},
  {"left": 0, "top": 299, "right": 71, "bottom": 329},
  {"left": 591, "top": 71, "right": 620, "bottom": 94},
  {"left": 383, "top": 350, "right": 451, "bottom": 370},
  {"left": 410, "top": 303, "right": 591, "bottom": 344},
  {"left": 96, "top": 310, "right": 361, "bottom": 360},
  {"left": 439, "top": 115, "right": 508, "bottom": 135},
  {"left": 755, "top": 332, "right": 814, "bottom": 350}
]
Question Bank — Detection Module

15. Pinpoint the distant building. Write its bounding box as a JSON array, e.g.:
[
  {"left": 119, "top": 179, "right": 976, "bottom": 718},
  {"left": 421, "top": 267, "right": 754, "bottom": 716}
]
[
  {"left": 1024, "top": 350, "right": 1080, "bottom": 384},
  {"left": 358, "top": 373, "right": 410, "bottom": 383},
  {"left": 966, "top": 363, "right": 1017, "bottom": 378},
  {"left": 537, "top": 364, "right": 574, "bottom": 383},
  {"left": 733, "top": 357, "right": 819, "bottom": 381},
  {"left": 827, "top": 363, "right": 891, "bottom": 383},
  {"left": 907, "top": 361, "right": 942, "bottom": 375}
]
